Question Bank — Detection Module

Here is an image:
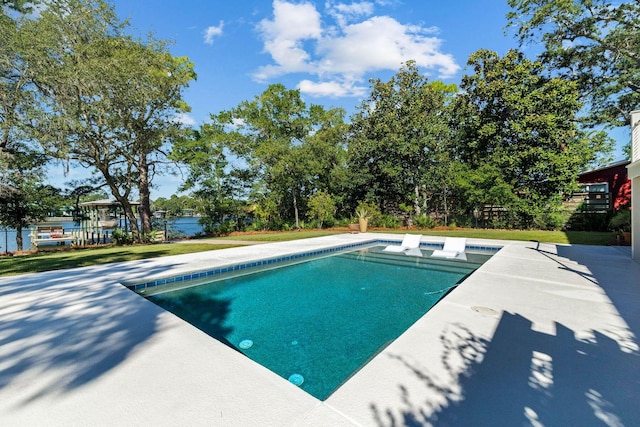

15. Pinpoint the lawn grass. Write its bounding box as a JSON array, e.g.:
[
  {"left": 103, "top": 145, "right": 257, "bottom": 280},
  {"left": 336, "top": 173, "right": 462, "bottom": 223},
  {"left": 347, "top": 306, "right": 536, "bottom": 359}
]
[
  {"left": 0, "top": 243, "right": 241, "bottom": 277},
  {"left": 206, "top": 228, "right": 614, "bottom": 245},
  {"left": 0, "top": 228, "right": 616, "bottom": 278},
  {"left": 369, "top": 228, "right": 615, "bottom": 245},
  {"left": 204, "top": 230, "right": 343, "bottom": 242}
]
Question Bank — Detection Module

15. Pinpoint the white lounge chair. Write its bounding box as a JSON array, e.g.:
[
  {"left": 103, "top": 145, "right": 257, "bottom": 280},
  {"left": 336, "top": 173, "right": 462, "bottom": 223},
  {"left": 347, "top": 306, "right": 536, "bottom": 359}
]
[
  {"left": 383, "top": 234, "right": 423, "bottom": 256},
  {"left": 431, "top": 237, "right": 467, "bottom": 260}
]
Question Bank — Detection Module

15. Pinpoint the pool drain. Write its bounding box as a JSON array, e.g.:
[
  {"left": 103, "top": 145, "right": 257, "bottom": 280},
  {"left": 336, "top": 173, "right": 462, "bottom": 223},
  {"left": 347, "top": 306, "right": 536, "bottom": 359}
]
[
  {"left": 288, "top": 374, "right": 304, "bottom": 386},
  {"left": 238, "top": 339, "right": 253, "bottom": 349}
]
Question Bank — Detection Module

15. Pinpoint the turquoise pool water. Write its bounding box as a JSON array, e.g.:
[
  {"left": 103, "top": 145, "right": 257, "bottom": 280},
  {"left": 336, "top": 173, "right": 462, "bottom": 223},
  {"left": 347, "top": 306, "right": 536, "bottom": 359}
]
[{"left": 146, "top": 246, "right": 489, "bottom": 400}]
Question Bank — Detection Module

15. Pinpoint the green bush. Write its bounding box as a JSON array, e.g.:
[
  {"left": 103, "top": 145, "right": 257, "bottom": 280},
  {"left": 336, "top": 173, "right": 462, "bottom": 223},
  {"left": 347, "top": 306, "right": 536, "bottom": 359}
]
[
  {"left": 217, "top": 220, "right": 236, "bottom": 235},
  {"left": 610, "top": 209, "right": 631, "bottom": 232},
  {"left": 300, "top": 220, "right": 319, "bottom": 230},
  {"left": 565, "top": 212, "right": 611, "bottom": 231},
  {"left": 203, "top": 219, "right": 236, "bottom": 236},
  {"left": 248, "top": 218, "right": 265, "bottom": 231},
  {"left": 307, "top": 190, "right": 336, "bottom": 229},
  {"left": 335, "top": 218, "right": 351, "bottom": 227},
  {"left": 414, "top": 214, "right": 435, "bottom": 229},
  {"left": 111, "top": 228, "right": 134, "bottom": 245},
  {"left": 168, "top": 229, "right": 186, "bottom": 239},
  {"left": 323, "top": 217, "right": 336, "bottom": 228},
  {"left": 452, "top": 215, "right": 473, "bottom": 228},
  {"left": 376, "top": 214, "right": 401, "bottom": 229}
]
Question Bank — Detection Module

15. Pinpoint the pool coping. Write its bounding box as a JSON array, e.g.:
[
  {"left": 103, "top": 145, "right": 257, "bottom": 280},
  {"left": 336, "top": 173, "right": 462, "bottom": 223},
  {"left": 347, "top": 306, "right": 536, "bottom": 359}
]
[{"left": 0, "top": 233, "right": 638, "bottom": 425}]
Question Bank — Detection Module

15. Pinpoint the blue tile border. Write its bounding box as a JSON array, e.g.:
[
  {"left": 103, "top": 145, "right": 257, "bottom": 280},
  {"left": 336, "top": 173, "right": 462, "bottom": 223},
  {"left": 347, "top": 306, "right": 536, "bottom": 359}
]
[{"left": 124, "top": 239, "right": 501, "bottom": 293}]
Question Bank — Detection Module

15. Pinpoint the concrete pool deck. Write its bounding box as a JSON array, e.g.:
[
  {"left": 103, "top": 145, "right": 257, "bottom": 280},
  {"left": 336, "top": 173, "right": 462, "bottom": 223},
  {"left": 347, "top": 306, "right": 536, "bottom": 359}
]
[{"left": 0, "top": 233, "right": 638, "bottom": 426}]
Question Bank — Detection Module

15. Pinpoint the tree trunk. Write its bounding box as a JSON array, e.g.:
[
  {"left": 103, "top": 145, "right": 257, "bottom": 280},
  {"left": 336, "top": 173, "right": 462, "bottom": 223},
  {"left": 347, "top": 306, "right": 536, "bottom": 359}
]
[
  {"left": 16, "top": 224, "right": 23, "bottom": 251},
  {"left": 443, "top": 185, "right": 448, "bottom": 226},
  {"left": 138, "top": 154, "right": 153, "bottom": 239},
  {"left": 414, "top": 184, "right": 421, "bottom": 215},
  {"left": 113, "top": 193, "right": 139, "bottom": 238},
  {"left": 102, "top": 167, "right": 140, "bottom": 239},
  {"left": 293, "top": 191, "right": 300, "bottom": 229},
  {"left": 421, "top": 185, "right": 428, "bottom": 212}
]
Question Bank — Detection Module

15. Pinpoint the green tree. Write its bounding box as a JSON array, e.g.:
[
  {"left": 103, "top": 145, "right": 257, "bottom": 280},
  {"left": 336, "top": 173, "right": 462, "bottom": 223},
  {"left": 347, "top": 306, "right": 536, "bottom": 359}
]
[
  {"left": 0, "top": 8, "right": 34, "bottom": 154},
  {"left": 455, "top": 49, "right": 611, "bottom": 228},
  {"left": 0, "top": 150, "right": 56, "bottom": 251},
  {"left": 348, "top": 61, "right": 458, "bottom": 219},
  {"left": 307, "top": 190, "right": 335, "bottom": 228},
  {"left": 1, "top": 0, "right": 39, "bottom": 13},
  {"left": 171, "top": 123, "right": 252, "bottom": 233},
  {"left": 192, "top": 84, "right": 346, "bottom": 230},
  {"left": 507, "top": 0, "right": 640, "bottom": 140},
  {"left": 232, "top": 84, "right": 311, "bottom": 229},
  {"left": 17, "top": 0, "right": 195, "bottom": 240},
  {"left": 0, "top": 10, "right": 52, "bottom": 249},
  {"left": 153, "top": 194, "right": 199, "bottom": 217},
  {"left": 305, "top": 105, "right": 350, "bottom": 216}
]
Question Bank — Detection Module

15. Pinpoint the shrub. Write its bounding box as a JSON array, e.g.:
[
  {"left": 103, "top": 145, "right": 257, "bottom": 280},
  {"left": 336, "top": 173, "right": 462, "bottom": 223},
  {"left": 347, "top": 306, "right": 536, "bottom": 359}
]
[
  {"left": 111, "top": 228, "right": 134, "bottom": 245},
  {"left": 216, "top": 220, "right": 236, "bottom": 236},
  {"left": 414, "top": 214, "right": 435, "bottom": 229},
  {"left": 335, "top": 218, "right": 351, "bottom": 227},
  {"left": 307, "top": 190, "right": 336, "bottom": 229},
  {"left": 323, "top": 217, "right": 336, "bottom": 228},
  {"left": 376, "top": 214, "right": 401, "bottom": 229},
  {"left": 168, "top": 229, "right": 186, "bottom": 239},
  {"left": 300, "top": 220, "right": 319, "bottom": 229},
  {"left": 610, "top": 209, "right": 631, "bottom": 232}
]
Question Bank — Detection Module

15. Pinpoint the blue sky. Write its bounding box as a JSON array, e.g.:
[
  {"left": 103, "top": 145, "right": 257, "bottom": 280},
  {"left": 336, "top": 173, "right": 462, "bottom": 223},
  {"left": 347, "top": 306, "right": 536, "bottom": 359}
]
[
  {"left": 51, "top": 0, "right": 628, "bottom": 198},
  {"left": 115, "top": 0, "right": 517, "bottom": 126}
]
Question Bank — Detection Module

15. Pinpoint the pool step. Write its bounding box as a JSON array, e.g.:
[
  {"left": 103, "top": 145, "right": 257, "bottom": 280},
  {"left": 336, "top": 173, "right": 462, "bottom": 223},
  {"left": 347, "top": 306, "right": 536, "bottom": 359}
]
[
  {"left": 338, "top": 250, "right": 479, "bottom": 276},
  {"left": 355, "top": 248, "right": 483, "bottom": 269}
]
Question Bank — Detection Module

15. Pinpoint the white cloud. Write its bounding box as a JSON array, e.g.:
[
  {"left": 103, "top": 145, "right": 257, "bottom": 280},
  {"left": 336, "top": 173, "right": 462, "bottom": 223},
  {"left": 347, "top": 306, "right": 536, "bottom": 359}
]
[
  {"left": 297, "top": 79, "right": 366, "bottom": 98},
  {"left": 326, "top": 1, "right": 374, "bottom": 28},
  {"left": 204, "top": 21, "right": 224, "bottom": 45},
  {"left": 173, "top": 113, "right": 197, "bottom": 127},
  {"left": 254, "top": 1, "right": 460, "bottom": 98},
  {"left": 254, "top": 0, "right": 322, "bottom": 80},
  {"left": 317, "top": 16, "right": 458, "bottom": 77}
]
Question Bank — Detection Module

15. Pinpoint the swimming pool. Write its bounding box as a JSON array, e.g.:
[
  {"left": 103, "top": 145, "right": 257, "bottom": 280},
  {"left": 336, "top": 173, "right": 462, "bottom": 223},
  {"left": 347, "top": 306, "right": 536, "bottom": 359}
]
[{"left": 138, "top": 244, "right": 494, "bottom": 400}]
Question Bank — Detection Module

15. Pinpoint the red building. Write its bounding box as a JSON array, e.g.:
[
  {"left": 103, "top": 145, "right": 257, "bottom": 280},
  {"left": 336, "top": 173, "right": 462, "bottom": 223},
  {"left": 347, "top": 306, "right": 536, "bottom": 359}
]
[{"left": 577, "top": 160, "right": 631, "bottom": 211}]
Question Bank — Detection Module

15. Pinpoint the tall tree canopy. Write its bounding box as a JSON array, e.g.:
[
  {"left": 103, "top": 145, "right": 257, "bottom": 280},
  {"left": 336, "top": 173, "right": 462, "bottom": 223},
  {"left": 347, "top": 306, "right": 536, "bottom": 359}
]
[
  {"left": 0, "top": 3, "right": 34, "bottom": 154},
  {"left": 0, "top": 0, "right": 38, "bottom": 13},
  {"left": 171, "top": 121, "right": 254, "bottom": 234},
  {"left": 16, "top": 0, "right": 195, "bottom": 239},
  {"left": 175, "top": 84, "right": 348, "bottom": 231},
  {"left": 507, "top": 0, "right": 640, "bottom": 130},
  {"left": 455, "top": 49, "right": 611, "bottom": 228},
  {"left": 348, "top": 61, "right": 458, "bottom": 218},
  {"left": 0, "top": 5, "right": 53, "bottom": 249}
]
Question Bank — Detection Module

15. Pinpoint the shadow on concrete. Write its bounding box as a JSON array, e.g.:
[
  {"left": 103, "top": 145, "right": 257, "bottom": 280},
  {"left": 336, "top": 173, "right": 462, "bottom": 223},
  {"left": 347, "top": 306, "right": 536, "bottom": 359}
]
[
  {"left": 369, "top": 245, "right": 640, "bottom": 426},
  {"left": 0, "top": 258, "right": 192, "bottom": 407}
]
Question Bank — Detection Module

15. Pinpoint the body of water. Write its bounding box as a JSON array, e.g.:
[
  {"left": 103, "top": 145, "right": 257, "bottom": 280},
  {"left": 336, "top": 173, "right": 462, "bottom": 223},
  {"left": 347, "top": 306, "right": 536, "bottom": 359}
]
[{"left": 1, "top": 217, "right": 205, "bottom": 253}]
